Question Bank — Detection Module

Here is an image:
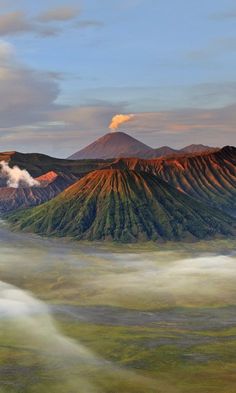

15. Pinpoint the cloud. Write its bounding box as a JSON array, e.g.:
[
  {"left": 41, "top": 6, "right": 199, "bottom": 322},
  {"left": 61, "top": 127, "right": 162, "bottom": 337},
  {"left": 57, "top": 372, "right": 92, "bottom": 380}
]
[
  {"left": 0, "top": 280, "right": 157, "bottom": 392},
  {"left": 83, "top": 253, "right": 236, "bottom": 309},
  {"left": 0, "top": 7, "right": 100, "bottom": 37},
  {"left": 0, "top": 40, "right": 60, "bottom": 128},
  {"left": 52, "top": 104, "right": 126, "bottom": 130},
  {"left": 0, "top": 39, "right": 13, "bottom": 59},
  {"left": 0, "top": 11, "right": 33, "bottom": 36},
  {"left": 210, "top": 9, "right": 236, "bottom": 20},
  {"left": 188, "top": 37, "right": 236, "bottom": 61},
  {"left": 76, "top": 20, "right": 104, "bottom": 29},
  {"left": 6, "top": 102, "right": 236, "bottom": 157},
  {"left": 0, "top": 280, "right": 101, "bottom": 392},
  {"left": 37, "top": 6, "right": 80, "bottom": 23},
  {"left": 129, "top": 105, "right": 236, "bottom": 135},
  {"left": 81, "top": 83, "right": 236, "bottom": 112},
  {"left": 0, "top": 39, "right": 236, "bottom": 155},
  {"left": 0, "top": 10, "right": 60, "bottom": 37}
]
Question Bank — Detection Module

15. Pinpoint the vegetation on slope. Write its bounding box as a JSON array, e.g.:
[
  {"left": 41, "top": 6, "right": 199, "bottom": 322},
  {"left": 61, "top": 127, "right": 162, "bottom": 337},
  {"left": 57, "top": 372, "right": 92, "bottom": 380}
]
[
  {"left": 107, "top": 146, "right": 236, "bottom": 214},
  {"left": 7, "top": 169, "right": 236, "bottom": 242}
]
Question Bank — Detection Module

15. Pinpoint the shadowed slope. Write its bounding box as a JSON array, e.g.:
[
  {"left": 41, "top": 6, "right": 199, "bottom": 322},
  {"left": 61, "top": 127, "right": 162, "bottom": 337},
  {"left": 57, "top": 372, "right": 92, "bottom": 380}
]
[
  {"left": 7, "top": 152, "right": 112, "bottom": 177},
  {"left": 0, "top": 172, "right": 77, "bottom": 213},
  {"left": 107, "top": 146, "right": 236, "bottom": 214},
  {"left": 8, "top": 169, "right": 235, "bottom": 242}
]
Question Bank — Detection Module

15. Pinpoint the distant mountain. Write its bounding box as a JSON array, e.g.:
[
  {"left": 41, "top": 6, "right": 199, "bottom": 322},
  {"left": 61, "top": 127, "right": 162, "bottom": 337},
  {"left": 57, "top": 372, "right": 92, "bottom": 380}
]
[
  {"left": 1, "top": 151, "right": 112, "bottom": 178},
  {"left": 68, "top": 132, "right": 218, "bottom": 160},
  {"left": 180, "top": 144, "right": 218, "bottom": 154},
  {"left": 154, "top": 146, "right": 178, "bottom": 156},
  {"left": 7, "top": 169, "right": 235, "bottom": 242},
  {"left": 68, "top": 132, "right": 155, "bottom": 159},
  {"left": 106, "top": 146, "right": 236, "bottom": 215}
]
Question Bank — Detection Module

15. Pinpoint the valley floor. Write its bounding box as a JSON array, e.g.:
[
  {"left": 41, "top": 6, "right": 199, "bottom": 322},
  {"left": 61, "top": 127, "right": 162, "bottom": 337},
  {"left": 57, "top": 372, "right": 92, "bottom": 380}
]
[{"left": 1, "top": 222, "right": 236, "bottom": 392}]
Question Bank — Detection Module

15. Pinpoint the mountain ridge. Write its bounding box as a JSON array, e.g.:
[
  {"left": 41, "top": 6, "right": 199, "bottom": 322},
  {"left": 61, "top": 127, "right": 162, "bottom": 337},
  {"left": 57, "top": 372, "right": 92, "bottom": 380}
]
[
  {"left": 68, "top": 132, "right": 217, "bottom": 160},
  {"left": 105, "top": 146, "right": 236, "bottom": 214},
  {"left": 7, "top": 169, "right": 236, "bottom": 242},
  {"left": 68, "top": 132, "right": 154, "bottom": 160}
]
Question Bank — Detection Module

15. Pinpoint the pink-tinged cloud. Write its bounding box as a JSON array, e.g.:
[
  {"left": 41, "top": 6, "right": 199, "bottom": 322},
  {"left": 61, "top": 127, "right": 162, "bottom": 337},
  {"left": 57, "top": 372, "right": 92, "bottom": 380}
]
[
  {"left": 129, "top": 106, "right": 236, "bottom": 135},
  {"left": 37, "top": 6, "right": 80, "bottom": 23},
  {"left": 0, "top": 11, "right": 32, "bottom": 36}
]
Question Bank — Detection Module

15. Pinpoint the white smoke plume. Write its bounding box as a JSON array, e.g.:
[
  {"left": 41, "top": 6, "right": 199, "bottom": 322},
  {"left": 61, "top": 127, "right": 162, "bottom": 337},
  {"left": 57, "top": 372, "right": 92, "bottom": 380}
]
[
  {"left": 0, "top": 160, "right": 40, "bottom": 188},
  {"left": 109, "top": 114, "right": 134, "bottom": 132}
]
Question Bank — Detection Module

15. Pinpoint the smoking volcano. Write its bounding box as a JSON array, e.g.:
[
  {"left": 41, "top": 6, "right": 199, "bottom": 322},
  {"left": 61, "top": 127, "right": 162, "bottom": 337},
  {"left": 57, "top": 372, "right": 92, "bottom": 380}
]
[
  {"left": 8, "top": 169, "right": 236, "bottom": 241},
  {"left": 0, "top": 162, "right": 77, "bottom": 212}
]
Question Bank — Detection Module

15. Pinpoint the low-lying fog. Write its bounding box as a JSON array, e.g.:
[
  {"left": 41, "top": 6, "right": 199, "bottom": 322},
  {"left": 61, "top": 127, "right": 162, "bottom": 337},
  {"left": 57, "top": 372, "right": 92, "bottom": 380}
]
[
  {"left": 1, "top": 220, "right": 236, "bottom": 392},
  {"left": 0, "top": 271, "right": 158, "bottom": 392},
  {"left": 1, "top": 221, "right": 236, "bottom": 310},
  {"left": 0, "top": 280, "right": 103, "bottom": 393}
]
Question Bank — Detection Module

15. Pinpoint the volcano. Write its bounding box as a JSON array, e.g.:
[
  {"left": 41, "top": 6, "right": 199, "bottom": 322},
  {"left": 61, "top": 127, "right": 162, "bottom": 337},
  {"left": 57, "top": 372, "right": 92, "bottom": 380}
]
[
  {"left": 68, "top": 132, "right": 155, "bottom": 159},
  {"left": 0, "top": 171, "right": 77, "bottom": 213},
  {"left": 68, "top": 132, "right": 217, "bottom": 160},
  {"left": 8, "top": 169, "right": 235, "bottom": 242},
  {"left": 106, "top": 146, "right": 236, "bottom": 215}
]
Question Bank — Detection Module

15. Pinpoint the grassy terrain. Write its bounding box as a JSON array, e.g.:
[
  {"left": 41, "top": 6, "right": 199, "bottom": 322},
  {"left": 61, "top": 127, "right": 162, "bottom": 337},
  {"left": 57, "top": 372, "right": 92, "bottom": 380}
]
[
  {"left": 2, "top": 317, "right": 236, "bottom": 393},
  {"left": 1, "top": 227, "right": 236, "bottom": 392},
  {"left": 58, "top": 321, "right": 236, "bottom": 393}
]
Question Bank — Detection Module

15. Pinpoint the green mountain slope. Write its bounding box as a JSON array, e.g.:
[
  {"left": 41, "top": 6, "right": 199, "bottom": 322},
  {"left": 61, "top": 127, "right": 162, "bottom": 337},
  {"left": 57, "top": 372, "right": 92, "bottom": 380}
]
[
  {"left": 107, "top": 146, "right": 236, "bottom": 214},
  {"left": 7, "top": 169, "right": 236, "bottom": 242}
]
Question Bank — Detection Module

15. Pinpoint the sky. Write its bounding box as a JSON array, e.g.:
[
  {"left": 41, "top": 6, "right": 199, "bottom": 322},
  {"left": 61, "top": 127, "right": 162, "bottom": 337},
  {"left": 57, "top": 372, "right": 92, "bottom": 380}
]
[{"left": 0, "top": 0, "right": 236, "bottom": 156}]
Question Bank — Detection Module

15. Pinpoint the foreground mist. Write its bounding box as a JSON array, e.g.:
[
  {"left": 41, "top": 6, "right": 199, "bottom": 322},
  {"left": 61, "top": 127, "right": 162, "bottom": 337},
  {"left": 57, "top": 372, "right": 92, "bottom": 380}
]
[
  {"left": 1, "top": 223, "right": 236, "bottom": 392},
  {"left": 0, "top": 279, "right": 158, "bottom": 393},
  {"left": 0, "top": 281, "right": 101, "bottom": 393}
]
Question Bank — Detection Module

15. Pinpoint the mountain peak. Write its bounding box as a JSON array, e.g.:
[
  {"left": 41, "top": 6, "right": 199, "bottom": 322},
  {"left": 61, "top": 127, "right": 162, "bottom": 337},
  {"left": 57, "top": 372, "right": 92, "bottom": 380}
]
[
  {"left": 68, "top": 132, "right": 218, "bottom": 160},
  {"left": 68, "top": 131, "right": 154, "bottom": 160},
  {"left": 180, "top": 144, "right": 218, "bottom": 154}
]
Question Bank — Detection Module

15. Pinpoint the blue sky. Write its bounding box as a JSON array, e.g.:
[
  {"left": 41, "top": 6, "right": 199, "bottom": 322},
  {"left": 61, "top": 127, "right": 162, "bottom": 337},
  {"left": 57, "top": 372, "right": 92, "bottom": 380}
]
[{"left": 0, "top": 0, "right": 236, "bottom": 156}]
